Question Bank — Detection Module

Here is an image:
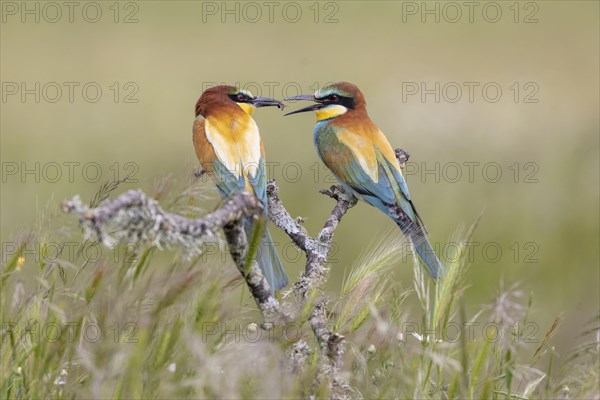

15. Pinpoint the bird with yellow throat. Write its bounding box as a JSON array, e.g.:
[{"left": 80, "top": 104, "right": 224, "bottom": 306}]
[
  {"left": 285, "top": 82, "right": 443, "bottom": 279},
  {"left": 193, "top": 85, "right": 288, "bottom": 291}
]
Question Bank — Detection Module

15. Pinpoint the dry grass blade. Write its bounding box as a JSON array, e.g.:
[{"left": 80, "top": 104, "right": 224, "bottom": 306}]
[
  {"left": 335, "top": 230, "right": 400, "bottom": 333},
  {"left": 89, "top": 174, "right": 136, "bottom": 208},
  {"left": 433, "top": 214, "right": 481, "bottom": 330},
  {"left": 532, "top": 314, "right": 563, "bottom": 362}
]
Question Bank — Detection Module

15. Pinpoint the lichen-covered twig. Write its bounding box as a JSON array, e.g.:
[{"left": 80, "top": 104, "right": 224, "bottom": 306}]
[
  {"left": 61, "top": 189, "right": 281, "bottom": 315},
  {"left": 309, "top": 299, "right": 349, "bottom": 399},
  {"left": 222, "top": 219, "right": 281, "bottom": 318},
  {"left": 266, "top": 181, "right": 357, "bottom": 399},
  {"left": 395, "top": 147, "right": 410, "bottom": 168},
  {"left": 61, "top": 189, "right": 261, "bottom": 247},
  {"left": 266, "top": 182, "right": 357, "bottom": 299}
]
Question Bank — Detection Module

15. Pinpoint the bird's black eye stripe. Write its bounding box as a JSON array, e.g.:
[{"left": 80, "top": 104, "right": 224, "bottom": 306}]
[
  {"left": 321, "top": 95, "right": 355, "bottom": 109},
  {"left": 315, "top": 93, "right": 356, "bottom": 109},
  {"left": 339, "top": 96, "right": 356, "bottom": 109}
]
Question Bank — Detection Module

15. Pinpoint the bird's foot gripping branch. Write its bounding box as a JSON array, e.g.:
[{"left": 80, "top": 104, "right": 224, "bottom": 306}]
[{"left": 266, "top": 180, "right": 357, "bottom": 301}]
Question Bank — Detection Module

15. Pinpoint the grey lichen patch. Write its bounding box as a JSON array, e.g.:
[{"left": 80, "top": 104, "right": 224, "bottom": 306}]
[{"left": 62, "top": 190, "right": 259, "bottom": 260}]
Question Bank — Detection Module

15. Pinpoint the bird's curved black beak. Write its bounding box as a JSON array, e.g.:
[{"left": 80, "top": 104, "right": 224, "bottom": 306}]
[
  {"left": 250, "top": 96, "right": 285, "bottom": 110},
  {"left": 283, "top": 95, "right": 323, "bottom": 116}
]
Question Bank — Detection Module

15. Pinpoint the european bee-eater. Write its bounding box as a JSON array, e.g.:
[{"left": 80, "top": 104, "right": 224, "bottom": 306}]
[
  {"left": 193, "top": 85, "right": 289, "bottom": 291},
  {"left": 285, "top": 82, "right": 443, "bottom": 279}
]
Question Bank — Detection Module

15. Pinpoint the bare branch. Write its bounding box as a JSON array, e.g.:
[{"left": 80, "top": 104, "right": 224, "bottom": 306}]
[
  {"left": 265, "top": 181, "right": 312, "bottom": 252},
  {"left": 266, "top": 180, "right": 357, "bottom": 399},
  {"left": 62, "top": 189, "right": 281, "bottom": 315},
  {"left": 395, "top": 147, "right": 410, "bottom": 168},
  {"left": 222, "top": 219, "right": 281, "bottom": 318},
  {"left": 267, "top": 181, "right": 357, "bottom": 299}
]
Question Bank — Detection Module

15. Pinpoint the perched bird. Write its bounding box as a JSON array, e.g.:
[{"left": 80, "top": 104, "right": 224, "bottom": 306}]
[
  {"left": 285, "top": 82, "right": 443, "bottom": 279},
  {"left": 193, "top": 85, "right": 289, "bottom": 291}
]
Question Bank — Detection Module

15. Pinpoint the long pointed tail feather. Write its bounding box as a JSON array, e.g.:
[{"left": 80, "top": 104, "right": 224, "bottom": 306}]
[
  {"left": 258, "top": 229, "right": 289, "bottom": 291},
  {"left": 245, "top": 223, "right": 288, "bottom": 292},
  {"left": 396, "top": 220, "right": 443, "bottom": 279}
]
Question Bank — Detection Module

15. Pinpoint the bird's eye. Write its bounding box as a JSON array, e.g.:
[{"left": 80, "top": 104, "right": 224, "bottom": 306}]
[
  {"left": 237, "top": 93, "right": 246, "bottom": 101},
  {"left": 329, "top": 94, "right": 339, "bottom": 102}
]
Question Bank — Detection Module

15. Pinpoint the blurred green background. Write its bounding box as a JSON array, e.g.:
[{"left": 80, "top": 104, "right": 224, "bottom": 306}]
[{"left": 1, "top": 1, "right": 598, "bottom": 358}]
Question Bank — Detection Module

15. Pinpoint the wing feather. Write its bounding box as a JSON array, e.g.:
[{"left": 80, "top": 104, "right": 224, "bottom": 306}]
[{"left": 316, "top": 125, "right": 423, "bottom": 228}]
